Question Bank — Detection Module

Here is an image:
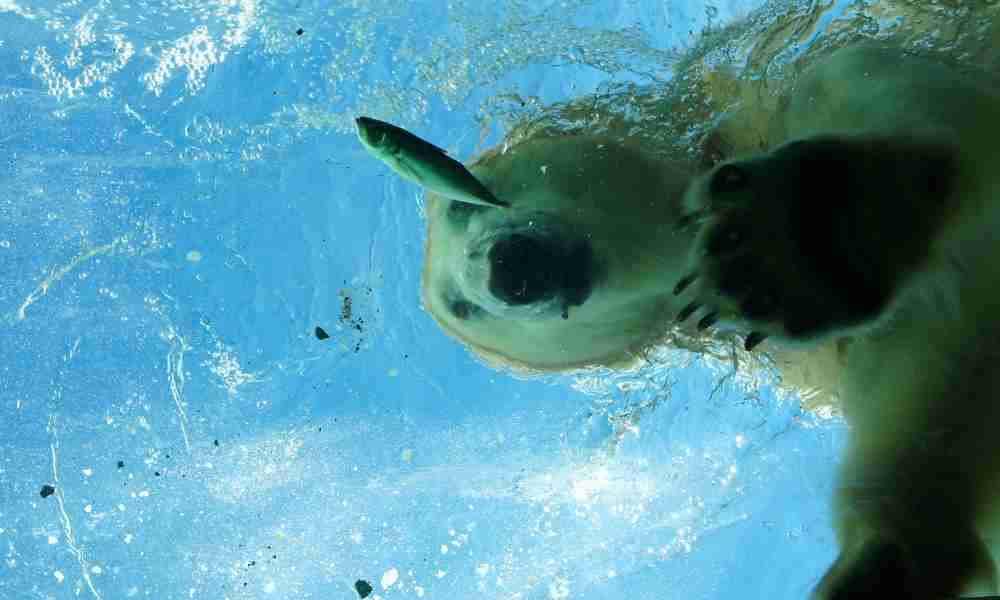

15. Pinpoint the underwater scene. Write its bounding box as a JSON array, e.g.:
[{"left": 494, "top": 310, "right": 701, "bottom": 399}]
[{"left": 4, "top": 0, "right": 1000, "bottom": 599}]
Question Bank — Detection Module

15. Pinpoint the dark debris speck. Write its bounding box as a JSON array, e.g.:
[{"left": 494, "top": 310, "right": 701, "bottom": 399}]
[
  {"left": 341, "top": 295, "right": 353, "bottom": 322},
  {"left": 315, "top": 326, "right": 330, "bottom": 340},
  {"left": 355, "top": 580, "right": 373, "bottom": 599},
  {"left": 39, "top": 484, "right": 56, "bottom": 499},
  {"left": 296, "top": 28, "right": 304, "bottom": 35},
  {"left": 117, "top": 460, "right": 125, "bottom": 469}
]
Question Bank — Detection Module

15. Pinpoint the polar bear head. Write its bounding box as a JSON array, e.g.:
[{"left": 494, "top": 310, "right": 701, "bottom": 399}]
[{"left": 421, "top": 134, "right": 695, "bottom": 371}]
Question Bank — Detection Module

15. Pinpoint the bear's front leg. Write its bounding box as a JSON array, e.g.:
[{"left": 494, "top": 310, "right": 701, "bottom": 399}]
[{"left": 673, "top": 131, "right": 959, "bottom": 348}]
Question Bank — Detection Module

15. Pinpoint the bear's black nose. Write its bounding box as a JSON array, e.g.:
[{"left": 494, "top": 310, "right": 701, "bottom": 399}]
[
  {"left": 488, "top": 234, "right": 559, "bottom": 305},
  {"left": 487, "top": 233, "right": 594, "bottom": 308}
]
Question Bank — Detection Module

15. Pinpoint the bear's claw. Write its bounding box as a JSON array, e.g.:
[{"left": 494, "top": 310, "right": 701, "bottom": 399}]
[
  {"left": 697, "top": 311, "right": 719, "bottom": 330},
  {"left": 673, "top": 272, "right": 698, "bottom": 295},
  {"left": 676, "top": 301, "right": 701, "bottom": 323},
  {"left": 744, "top": 332, "right": 767, "bottom": 351}
]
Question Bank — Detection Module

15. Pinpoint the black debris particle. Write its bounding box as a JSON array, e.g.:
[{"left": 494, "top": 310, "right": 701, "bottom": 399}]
[
  {"left": 296, "top": 27, "right": 304, "bottom": 35},
  {"left": 39, "top": 484, "right": 55, "bottom": 498},
  {"left": 214, "top": 439, "right": 220, "bottom": 447},
  {"left": 315, "top": 326, "right": 330, "bottom": 340},
  {"left": 341, "top": 293, "right": 364, "bottom": 333},
  {"left": 341, "top": 294, "right": 353, "bottom": 322},
  {"left": 117, "top": 460, "right": 125, "bottom": 469},
  {"left": 154, "top": 471, "right": 161, "bottom": 477},
  {"left": 355, "top": 580, "right": 373, "bottom": 599},
  {"left": 337, "top": 285, "right": 373, "bottom": 352}
]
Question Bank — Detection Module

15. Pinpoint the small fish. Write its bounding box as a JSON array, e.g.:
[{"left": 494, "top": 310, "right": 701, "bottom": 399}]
[{"left": 355, "top": 116, "right": 508, "bottom": 208}]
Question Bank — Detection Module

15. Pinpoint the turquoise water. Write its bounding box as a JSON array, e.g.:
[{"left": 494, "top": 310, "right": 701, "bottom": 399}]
[{"left": 0, "top": 1, "right": 850, "bottom": 598}]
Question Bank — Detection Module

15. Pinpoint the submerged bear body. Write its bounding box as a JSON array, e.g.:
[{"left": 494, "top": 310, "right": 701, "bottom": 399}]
[
  {"left": 417, "top": 42, "right": 1000, "bottom": 598},
  {"left": 686, "top": 46, "right": 1000, "bottom": 598}
]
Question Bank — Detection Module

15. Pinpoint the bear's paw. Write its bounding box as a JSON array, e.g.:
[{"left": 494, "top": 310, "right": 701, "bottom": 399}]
[{"left": 673, "top": 136, "right": 952, "bottom": 347}]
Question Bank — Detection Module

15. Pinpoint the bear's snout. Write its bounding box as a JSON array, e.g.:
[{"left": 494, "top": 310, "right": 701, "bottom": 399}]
[{"left": 486, "top": 232, "right": 594, "bottom": 311}]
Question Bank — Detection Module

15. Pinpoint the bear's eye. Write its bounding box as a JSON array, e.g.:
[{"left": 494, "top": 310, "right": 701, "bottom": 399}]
[
  {"left": 445, "top": 201, "right": 488, "bottom": 227},
  {"left": 446, "top": 297, "right": 483, "bottom": 321}
]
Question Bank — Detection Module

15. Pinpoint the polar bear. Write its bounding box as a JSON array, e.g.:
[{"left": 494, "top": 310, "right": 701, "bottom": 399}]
[{"left": 419, "top": 44, "right": 1000, "bottom": 598}]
